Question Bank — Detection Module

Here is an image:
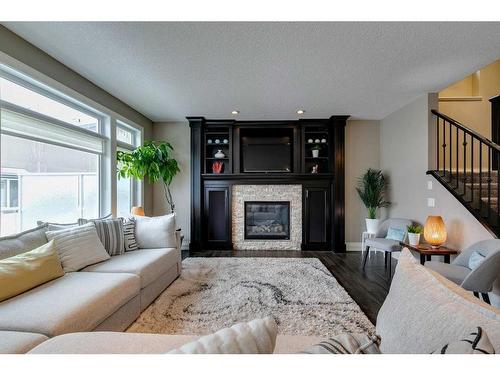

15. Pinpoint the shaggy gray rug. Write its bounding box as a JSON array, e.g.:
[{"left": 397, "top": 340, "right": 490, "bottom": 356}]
[{"left": 127, "top": 257, "right": 375, "bottom": 337}]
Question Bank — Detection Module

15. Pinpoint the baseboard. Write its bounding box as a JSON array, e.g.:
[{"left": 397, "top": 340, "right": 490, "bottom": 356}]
[{"left": 346, "top": 242, "right": 362, "bottom": 251}]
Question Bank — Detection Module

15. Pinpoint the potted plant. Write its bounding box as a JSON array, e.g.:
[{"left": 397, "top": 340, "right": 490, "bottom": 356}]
[
  {"left": 407, "top": 224, "right": 423, "bottom": 246},
  {"left": 117, "top": 141, "right": 180, "bottom": 213},
  {"left": 311, "top": 144, "right": 321, "bottom": 158},
  {"left": 356, "top": 168, "right": 390, "bottom": 233}
]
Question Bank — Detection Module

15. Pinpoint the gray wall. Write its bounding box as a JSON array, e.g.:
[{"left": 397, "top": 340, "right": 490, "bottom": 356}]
[
  {"left": 345, "top": 120, "right": 380, "bottom": 244},
  {"left": 380, "top": 93, "right": 499, "bottom": 307},
  {"left": 0, "top": 26, "right": 155, "bottom": 214}
]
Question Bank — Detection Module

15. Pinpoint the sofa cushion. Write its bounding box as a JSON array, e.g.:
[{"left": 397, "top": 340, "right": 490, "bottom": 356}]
[
  {"left": 0, "top": 272, "right": 140, "bottom": 337},
  {"left": 0, "top": 224, "right": 48, "bottom": 260},
  {"left": 82, "top": 248, "right": 179, "bottom": 288},
  {"left": 0, "top": 331, "right": 48, "bottom": 354},
  {"left": 0, "top": 240, "right": 64, "bottom": 302},
  {"left": 46, "top": 223, "right": 110, "bottom": 272},
  {"left": 28, "top": 332, "right": 323, "bottom": 354},
  {"left": 376, "top": 249, "right": 500, "bottom": 353},
  {"left": 365, "top": 237, "right": 401, "bottom": 252},
  {"left": 78, "top": 218, "right": 125, "bottom": 256},
  {"left": 134, "top": 214, "right": 176, "bottom": 249},
  {"left": 431, "top": 327, "right": 495, "bottom": 354}
]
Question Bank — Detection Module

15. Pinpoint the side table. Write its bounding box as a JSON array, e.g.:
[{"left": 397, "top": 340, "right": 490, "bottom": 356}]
[{"left": 399, "top": 242, "right": 458, "bottom": 265}]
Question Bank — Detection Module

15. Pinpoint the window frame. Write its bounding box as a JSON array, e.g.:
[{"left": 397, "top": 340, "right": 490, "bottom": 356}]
[{"left": 0, "top": 54, "right": 145, "bottom": 232}]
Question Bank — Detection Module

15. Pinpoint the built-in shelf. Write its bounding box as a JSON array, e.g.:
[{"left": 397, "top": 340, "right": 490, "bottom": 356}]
[
  {"left": 206, "top": 157, "right": 229, "bottom": 160},
  {"left": 305, "top": 157, "right": 329, "bottom": 159}
]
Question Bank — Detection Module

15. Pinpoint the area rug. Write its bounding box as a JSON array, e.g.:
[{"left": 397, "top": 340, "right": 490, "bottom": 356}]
[{"left": 127, "top": 257, "right": 375, "bottom": 337}]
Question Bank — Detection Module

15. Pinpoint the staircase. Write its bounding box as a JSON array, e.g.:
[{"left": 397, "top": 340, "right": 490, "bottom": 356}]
[{"left": 428, "top": 110, "right": 500, "bottom": 237}]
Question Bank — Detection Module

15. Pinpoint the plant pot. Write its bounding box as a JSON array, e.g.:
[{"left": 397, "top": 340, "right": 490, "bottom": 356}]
[
  {"left": 365, "top": 218, "right": 380, "bottom": 234},
  {"left": 214, "top": 150, "right": 225, "bottom": 159},
  {"left": 312, "top": 149, "right": 319, "bottom": 158},
  {"left": 408, "top": 233, "right": 420, "bottom": 246}
]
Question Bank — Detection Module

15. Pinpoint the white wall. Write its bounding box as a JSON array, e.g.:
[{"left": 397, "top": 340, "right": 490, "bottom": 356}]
[
  {"left": 153, "top": 122, "right": 191, "bottom": 246},
  {"left": 380, "top": 93, "right": 499, "bottom": 306}
]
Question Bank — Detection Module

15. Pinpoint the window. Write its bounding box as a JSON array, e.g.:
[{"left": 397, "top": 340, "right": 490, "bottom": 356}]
[
  {"left": 116, "top": 121, "right": 140, "bottom": 218},
  {"left": 0, "top": 73, "right": 103, "bottom": 236}
]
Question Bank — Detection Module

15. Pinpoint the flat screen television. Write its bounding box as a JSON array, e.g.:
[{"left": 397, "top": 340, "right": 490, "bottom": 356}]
[{"left": 241, "top": 133, "right": 292, "bottom": 173}]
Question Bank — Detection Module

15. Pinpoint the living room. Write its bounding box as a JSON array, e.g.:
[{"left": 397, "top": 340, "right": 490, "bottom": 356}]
[{"left": 1, "top": 2, "right": 500, "bottom": 374}]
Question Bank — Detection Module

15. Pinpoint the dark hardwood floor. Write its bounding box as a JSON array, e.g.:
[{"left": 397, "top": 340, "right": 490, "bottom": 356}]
[{"left": 181, "top": 249, "right": 395, "bottom": 324}]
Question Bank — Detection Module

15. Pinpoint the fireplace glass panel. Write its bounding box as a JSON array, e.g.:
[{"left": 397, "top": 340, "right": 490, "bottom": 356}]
[{"left": 244, "top": 201, "right": 290, "bottom": 240}]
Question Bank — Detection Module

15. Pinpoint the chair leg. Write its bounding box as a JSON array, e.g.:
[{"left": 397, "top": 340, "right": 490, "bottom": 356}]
[
  {"left": 384, "top": 252, "right": 388, "bottom": 269},
  {"left": 362, "top": 246, "right": 370, "bottom": 269},
  {"left": 481, "top": 293, "right": 491, "bottom": 305},
  {"left": 388, "top": 253, "right": 392, "bottom": 278},
  {"left": 473, "top": 291, "right": 479, "bottom": 298}
]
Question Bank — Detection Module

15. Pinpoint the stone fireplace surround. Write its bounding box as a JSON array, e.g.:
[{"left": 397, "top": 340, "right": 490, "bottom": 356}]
[{"left": 232, "top": 184, "right": 302, "bottom": 250}]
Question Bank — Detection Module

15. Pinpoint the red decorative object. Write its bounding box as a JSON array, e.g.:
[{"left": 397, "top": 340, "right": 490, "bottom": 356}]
[{"left": 212, "top": 161, "right": 223, "bottom": 174}]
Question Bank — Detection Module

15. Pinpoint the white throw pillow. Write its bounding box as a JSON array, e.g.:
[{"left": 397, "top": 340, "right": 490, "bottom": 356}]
[
  {"left": 46, "top": 223, "right": 110, "bottom": 272},
  {"left": 134, "top": 214, "right": 176, "bottom": 249},
  {"left": 167, "top": 317, "right": 278, "bottom": 354}
]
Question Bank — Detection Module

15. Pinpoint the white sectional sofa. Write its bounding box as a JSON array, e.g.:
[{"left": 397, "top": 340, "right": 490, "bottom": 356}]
[{"left": 0, "top": 223, "right": 182, "bottom": 353}]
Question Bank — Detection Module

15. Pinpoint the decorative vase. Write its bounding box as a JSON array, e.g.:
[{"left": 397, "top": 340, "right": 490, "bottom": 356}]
[
  {"left": 215, "top": 139, "right": 220, "bottom": 144},
  {"left": 408, "top": 233, "right": 420, "bottom": 246},
  {"left": 307, "top": 139, "right": 313, "bottom": 143},
  {"left": 312, "top": 149, "right": 319, "bottom": 158},
  {"left": 214, "top": 150, "right": 225, "bottom": 159},
  {"left": 207, "top": 139, "right": 212, "bottom": 144},
  {"left": 223, "top": 139, "right": 229, "bottom": 144},
  {"left": 321, "top": 138, "right": 327, "bottom": 143},
  {"left": 314, "top": 139, "right": 320, "bottom": 143},
  {"left": 365, "top": 218, "right": 380, "bottom": 234},
  {"left": 212, "top": 161, "right": 223, "bottom": 174}
]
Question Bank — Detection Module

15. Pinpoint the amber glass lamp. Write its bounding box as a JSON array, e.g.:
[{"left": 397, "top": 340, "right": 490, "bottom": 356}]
[
  {"left": 131, "top": 206, "right": 145, "bottom": 216},
  {"left": 423, "top": 215, "right": 447, "bottom": 248}
]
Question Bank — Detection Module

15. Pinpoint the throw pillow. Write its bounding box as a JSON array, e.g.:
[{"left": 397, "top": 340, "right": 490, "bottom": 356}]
[
  {"left": 431, "top": 327, "right": 494, "bottom": 354},
  {"left": 167, "top": 317, "right": 278, "bottom": 354},
  {"left": 386, "top": 227, "right": 406, "bottom": 241},
  {"left": 134, "top": 213, "right": 176, "bottom": 249},
  {"left": 0, "top": 240, "right": 64, "bottom": 302},
  {"left": 46, "top": 223, "right": 110, "bottom": 272},
  {"left": 76, "top": 214, "right": 112, "bottom": 226},
  {"left": 468, "top": 251, "right": 486, "bottom": 270},
  {"left": 122, "top": 218, "right": 139, "bottom": 252},
  {"left": 78, "top": 218, "right": 124, "bottom": 256},
  {"left": 37, "top": 221, "right": 79, "bottom": 231},
  {"left": 0, "top": 224, "right": 48, "bottom": 260},
  {"left": 301, "top": 333, "right": 381, "bottom": 354}
]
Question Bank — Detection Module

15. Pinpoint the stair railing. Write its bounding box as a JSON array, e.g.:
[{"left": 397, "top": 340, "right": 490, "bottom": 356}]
[{"left": 431, "top": 110, "right": 500, "bottom": 226}]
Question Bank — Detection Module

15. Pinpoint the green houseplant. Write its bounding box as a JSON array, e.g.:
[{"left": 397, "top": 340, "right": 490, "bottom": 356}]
[
  {"left": 356, "top": 168, "right": 390, "bottom": 233},
  {"left": 407, "top": 224, "right": 423, "bottom": 246},
  {"left": 117, "top": 141, "right": 180, "bottom": 213}
]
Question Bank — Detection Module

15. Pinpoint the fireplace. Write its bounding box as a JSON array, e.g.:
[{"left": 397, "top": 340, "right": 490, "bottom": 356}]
[{"left": 244, "top": 201, "right": 290, "bottom": 240}]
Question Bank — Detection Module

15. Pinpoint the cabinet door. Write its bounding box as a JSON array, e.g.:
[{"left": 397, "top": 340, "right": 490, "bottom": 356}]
[
  {"left": 303, "top": 186, "right": 330, "bottom": 249},
  {"left": 204, "top": 185, "right": 232, "bottom": 249}
]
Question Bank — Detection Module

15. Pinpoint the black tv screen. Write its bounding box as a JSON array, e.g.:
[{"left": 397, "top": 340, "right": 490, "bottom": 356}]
[{"left": 242, "top": 136, "right": 292, "bottom": 172}]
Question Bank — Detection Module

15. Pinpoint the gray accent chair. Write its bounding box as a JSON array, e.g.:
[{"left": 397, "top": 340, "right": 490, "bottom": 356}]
[
  {"left": 425, "top": 239, "right": 500, "bottom": 304},
  {"left": 363, "top": 218, "right": 413, "bottom": 278}
]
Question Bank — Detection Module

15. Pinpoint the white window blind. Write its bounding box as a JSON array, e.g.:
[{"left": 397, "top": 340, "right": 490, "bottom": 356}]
[{"left": 0, "top": 106, "right": 105, "bottom": 154}]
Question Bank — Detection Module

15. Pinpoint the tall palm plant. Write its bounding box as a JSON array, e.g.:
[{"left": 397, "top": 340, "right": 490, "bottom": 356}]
[
  {"left": 356, "top": 168, "right": 390, "bottom": 219},
  {"left": 117, "top": 141, "right": 180, "bottom": 213}
]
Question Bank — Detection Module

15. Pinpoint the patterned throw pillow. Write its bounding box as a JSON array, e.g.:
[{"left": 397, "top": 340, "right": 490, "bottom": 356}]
[
  {"left": 301, "top": 333, "right": 381, "bottom": 354},
  {"left": 122, "top": 218, "right": 139, "bottom": 252},
  {"left": 78, "top": 218, "right": 124, "bottom": 256},
  {"left": 431, "top": 327, "right": 495, "bottom": 354},
  {"left": 386, "top": 227, "right": 406, "bottom": 241}
]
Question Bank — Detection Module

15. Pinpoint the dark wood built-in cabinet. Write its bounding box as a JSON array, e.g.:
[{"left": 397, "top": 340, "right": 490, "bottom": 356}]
[{"left": 188, "top": 116, "right": 349, "bottom": 253}]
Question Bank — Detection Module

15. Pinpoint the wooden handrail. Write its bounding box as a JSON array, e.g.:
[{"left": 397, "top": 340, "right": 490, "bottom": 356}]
[{"left": 431, "top": 109, "right": 500, "bottom": 154}]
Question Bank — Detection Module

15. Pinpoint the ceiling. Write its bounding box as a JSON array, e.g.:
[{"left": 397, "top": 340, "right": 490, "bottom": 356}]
[{"left": 3, "top": 22, "right": 500, "bottom": 122}]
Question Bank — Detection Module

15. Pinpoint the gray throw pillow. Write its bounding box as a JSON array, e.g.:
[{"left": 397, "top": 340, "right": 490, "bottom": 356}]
[
  {"left": 301, "top": 333, "right": 381, "bottom": 354},
  {"left": 122, "top": 218, "right": 139, "bottom": 252},
  {"left": 78, "top": 218, "right": 124, "bottom": 256}
]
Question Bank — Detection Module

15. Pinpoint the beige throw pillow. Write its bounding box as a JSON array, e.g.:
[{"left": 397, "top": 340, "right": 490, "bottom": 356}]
[
  {"left": 46, "top": 223, "right": 110, "bottom": 272},
  {"left": 0, "top": 240, "right": 64, "bottom": 302},
  {"left": 167, "top": 317, "right": 278, "bottom": 354}
]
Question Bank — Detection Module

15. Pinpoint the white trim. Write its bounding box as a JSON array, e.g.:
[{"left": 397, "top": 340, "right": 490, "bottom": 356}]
[{"left": 346, "top": 242, "right": 362, "bottom": 251}]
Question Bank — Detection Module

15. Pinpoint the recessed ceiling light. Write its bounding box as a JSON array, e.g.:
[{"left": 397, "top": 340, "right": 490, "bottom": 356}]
[
  {"left": 297, "top": 109, "right": 305, "bottom": 114},
  {"left": 231, "top": 110, "right": 239, "bottom": 115}
]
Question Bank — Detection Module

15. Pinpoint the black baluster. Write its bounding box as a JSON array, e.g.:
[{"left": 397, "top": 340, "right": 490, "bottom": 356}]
[
  {"left": 497, "top": 151, "right": 499, "bottom": 226},
  {"left": 449, "top": 118, "right": 452, "bottom": 180},
  {"left": 463, "top": 132, "right": 467, "bottom": 194},
  {"left": 471, "top": 136, "right": 474, "bottom": 203},
  {"left": 436, "top": 116, "right": 440, "bottom": 171},
  {"left": 456, "top": 126, "right": 459, "bottom": 188},
  {"left": 443, "top": 119, "right": 446, "bottom": 176},
  {"left": 479, "top": 141, "right": 482, "bottom": 211},
  {"left": 488, "top": 148, "right": 492, "bottom": 220}
]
